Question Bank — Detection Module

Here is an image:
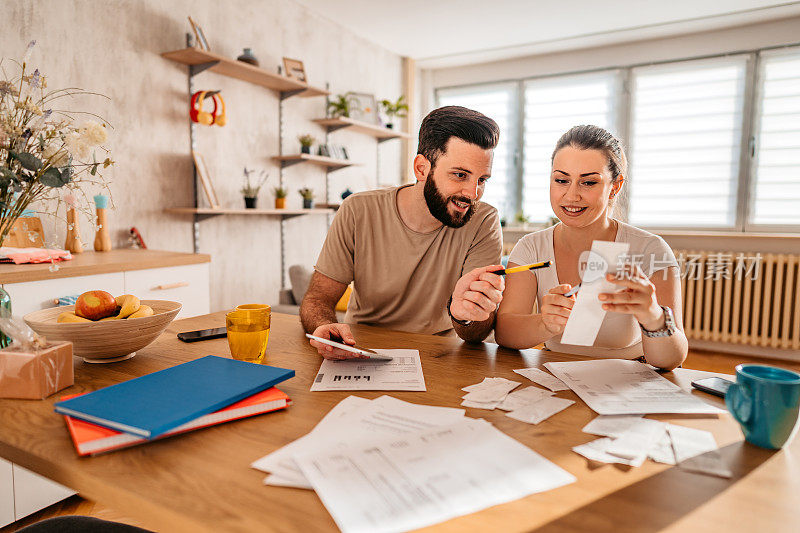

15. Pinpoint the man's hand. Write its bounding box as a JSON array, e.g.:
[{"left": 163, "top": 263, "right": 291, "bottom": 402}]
[
  {"left": 308, "top": 323, "right": 367, "bottom": 360},
  {"left": 450, "top": 265, "right": 505, "bottom": 323}
]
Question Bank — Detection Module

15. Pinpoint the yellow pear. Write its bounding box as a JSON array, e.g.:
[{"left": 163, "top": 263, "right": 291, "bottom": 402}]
[
  {"left": 57, "top": 312, "right": 91, "bottom": 323},
  {"left": 100, "top": 314, "right": 121, "bottom": 321},
  {"left": 115, "top": 294, "right": 141, "bottom": 319},
  {"left": 128, "top": 305, "right": 154, "bottom": 319}
]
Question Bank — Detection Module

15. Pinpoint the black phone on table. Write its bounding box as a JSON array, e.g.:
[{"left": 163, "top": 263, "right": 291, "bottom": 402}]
[
  {"left": 691, "top": 377, "right": 734, "bottom": 398},
  {"left": 177, "top": 327, "right": 227, "bottom": 342}
]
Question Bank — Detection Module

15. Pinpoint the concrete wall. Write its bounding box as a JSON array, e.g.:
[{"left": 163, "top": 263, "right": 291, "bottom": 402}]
[{"left": 1, "top": 0, "right": 403, "bottom": 311}]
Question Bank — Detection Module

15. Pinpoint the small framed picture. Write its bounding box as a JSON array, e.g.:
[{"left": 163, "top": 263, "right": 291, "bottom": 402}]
[
  {"left": 191, "top": 150, "right": 220, "bottom": 208},
  {"left": 350, "top": 92, "right": 379, "bottom": 125},
  {"left": 282, "top": 58, "right": 306, "bottom": 82},
  {"left": 188, "top": 16, "right": 210, "bottom": 51}
]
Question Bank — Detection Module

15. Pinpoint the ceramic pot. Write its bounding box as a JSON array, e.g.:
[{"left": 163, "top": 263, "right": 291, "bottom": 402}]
[
  {"left": 301, "top": 145, "right": 311, "bottom": 154},
  {"left": 237, "top": 48, "right": 259, "bottom": 66},
  {"left": 303, "top": 198, "right": 314, "bottom": 209},
  {"left": 275, "top": 197, "right": 286, "bottom": 209},
  {"left": 244, "top": 197, "right": 257, "bottom": 209}
]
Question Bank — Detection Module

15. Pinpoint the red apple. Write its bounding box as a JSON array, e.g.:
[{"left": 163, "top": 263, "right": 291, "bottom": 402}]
[{"left": 75, "top": 290, "right": 118, "bottom": 321}]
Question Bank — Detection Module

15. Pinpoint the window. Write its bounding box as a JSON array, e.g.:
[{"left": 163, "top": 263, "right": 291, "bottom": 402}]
[
  {"left": 751, "top": 48, "right": 800, "bottom": 227},
  {"left": 521, "top": 72, "right": 619, "bottom": 222},
  {"left": 627, "top": 57, "right": 748, "bottom": 228},
  {"left": 436, "top": 83, "right": 517, "bottom": 218}
]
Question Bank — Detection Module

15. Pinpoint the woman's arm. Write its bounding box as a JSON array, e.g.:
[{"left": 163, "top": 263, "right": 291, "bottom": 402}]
[
  {"left": 600, "top": 265, "right": 688, "bottom": 370},
  {"left": 495, "top": 262, "right": 574, "bottom": 349}
]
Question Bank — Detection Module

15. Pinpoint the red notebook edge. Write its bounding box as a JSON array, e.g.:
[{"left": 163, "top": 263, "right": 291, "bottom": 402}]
[{"left": 62, "top": 387, "right": 291, "bottom": 456}]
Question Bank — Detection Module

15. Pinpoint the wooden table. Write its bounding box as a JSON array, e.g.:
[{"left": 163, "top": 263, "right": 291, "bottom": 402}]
[{"left": 1, "top": 313, "right": 798, "bottom": 532}]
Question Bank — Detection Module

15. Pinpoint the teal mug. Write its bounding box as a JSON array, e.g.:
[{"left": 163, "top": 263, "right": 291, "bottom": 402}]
[{"left": 725, "top": 364, "right": 800, "bottom": 449}]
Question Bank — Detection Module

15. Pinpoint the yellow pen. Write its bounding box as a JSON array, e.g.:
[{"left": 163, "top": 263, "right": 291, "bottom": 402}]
[{"left": 489, "top": 261, "right": 551, "bottom": 276}]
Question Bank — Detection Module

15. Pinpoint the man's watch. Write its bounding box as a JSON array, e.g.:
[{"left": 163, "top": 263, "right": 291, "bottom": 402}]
[
  {"left": 640, "top": 305, "right": 676, "bottom": 337},
  {"left": 447, "top": 296, "right": 473, "bottom": 327}
]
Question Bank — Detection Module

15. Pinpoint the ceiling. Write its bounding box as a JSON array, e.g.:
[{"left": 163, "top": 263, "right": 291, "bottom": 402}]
[{"left": 293, "top": 0, "right": 800, "bottom": 68}]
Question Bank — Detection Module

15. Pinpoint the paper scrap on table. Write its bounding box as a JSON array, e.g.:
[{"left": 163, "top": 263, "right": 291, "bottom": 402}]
[
  {"left": 310, "top": 349, "right": 425, "bottom": 391},
  {"left": 295, "top": 418, "right": 576, "bottom": 533},
  {"left": 497, "top": 386, "right": 554, "bottom": 412},
  {"left": 462, "top": 379, "right": 520, "bottom": 403},
  {"left": 513, "top": 367, "right": 570, "bottom": 392},
  {"left": 582, "top": 414, "right": 645, "bottom": 437},
  {"left": 462, "top": 377, "right": 518, "bottom": 393},
  {"left": 648, "top": 433, "right": 676, "bottom": 465},
  {"left": 545, "top": 359, "right": 726, "bottom": 415},
  {"left": 506, "top": 397, "right": 575, "bottom": 425},
  {"left": 252, "top": 395, "right": 465, "bottom": 489},
  {"left": 605, "top": 418, "right": 666, "bottom": 463},
  {"left": 572, "top": 437, "right": 645, "bottom": 467},
  {"left": 667, "top": 424, "right": 732, "bottom": 478},
  {"left": 560, "top": 240, "right": 630, "bottom": 346}
]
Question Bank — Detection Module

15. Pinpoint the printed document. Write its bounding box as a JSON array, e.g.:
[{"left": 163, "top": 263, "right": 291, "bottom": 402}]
[
  {"left": 296, "top": 418, "right": 576, "bottom": 533},
  {"left": 252, "top": 395, "right": 464, "bottom": 489},
  {"left": 311, "top": 349, "right": 425, "bottom": 391},
  {"left": 560, "top": 240, "right": 630, "bottom": 346},
  {"left": 544, "top": 359, "right": 725, "bottom": 415}
]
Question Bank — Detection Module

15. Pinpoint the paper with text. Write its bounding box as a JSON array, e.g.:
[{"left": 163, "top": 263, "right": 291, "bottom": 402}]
[
  {"left": 513, "top": 367, "right": 569, "bottom": 392},
  {"left": 311, "top": 349, "right": 425, "bottom": 391},
  {"left": 296, "top": 419, "right": 576, "bottom": 533},
  {"left": 560, "top": 241, "right": 630, "bottom": 346},
  {"left": 544, "top": 359, "right": 725, "bottom": 415}
]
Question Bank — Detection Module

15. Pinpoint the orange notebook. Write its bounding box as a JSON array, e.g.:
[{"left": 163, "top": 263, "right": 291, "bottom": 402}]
[{"left": 63, "top": 387, "right": 291, "bottom": 456}]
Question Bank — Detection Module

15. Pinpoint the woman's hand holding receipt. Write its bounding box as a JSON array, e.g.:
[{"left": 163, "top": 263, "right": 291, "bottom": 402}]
[
  {"left": 449, "top": 265, "right": 505, "bottom": 323},
  {"left": 541, "top": 284, "right": 577, "bottom": 335}
]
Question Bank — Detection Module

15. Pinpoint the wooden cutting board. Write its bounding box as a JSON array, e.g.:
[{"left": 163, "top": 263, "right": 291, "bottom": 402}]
[{"left": 6, "top": 217, "right": 46, "bottom": 247}]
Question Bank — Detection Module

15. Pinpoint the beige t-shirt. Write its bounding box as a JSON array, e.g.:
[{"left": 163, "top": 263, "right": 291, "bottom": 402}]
[
  {"left": 508, "top": 221, "right": 678, "bottom": 358},
  {"left": 315, "top": 185, "right": 502, "bottom": 335}
]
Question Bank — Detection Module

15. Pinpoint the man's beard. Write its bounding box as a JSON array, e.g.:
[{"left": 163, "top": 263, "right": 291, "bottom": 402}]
[{"left": 423, "top": 172, "right": 476, "bottom": 228}]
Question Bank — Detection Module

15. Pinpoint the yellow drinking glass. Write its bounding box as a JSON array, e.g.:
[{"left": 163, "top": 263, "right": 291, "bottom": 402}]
[
  {"left": 226, "top": 309, "right": 270, "bottom": 364},
  {"left": 236, "top": 304, "right": 271, "bottom": 313}
]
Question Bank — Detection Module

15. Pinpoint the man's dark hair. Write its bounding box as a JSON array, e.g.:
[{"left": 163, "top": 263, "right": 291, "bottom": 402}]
[{"left": 417, "top": 106, "right": 500, "bottom": 169}]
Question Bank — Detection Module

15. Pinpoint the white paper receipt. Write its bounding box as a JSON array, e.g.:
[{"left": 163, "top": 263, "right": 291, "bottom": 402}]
[{"left": 311, "top": 349, "right": 425, "bottom": 391}]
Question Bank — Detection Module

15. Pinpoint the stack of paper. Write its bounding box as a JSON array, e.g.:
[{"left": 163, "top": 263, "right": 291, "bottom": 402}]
[
  {"left": 573, "top": 414, "right": 732, "bottom": 477},
  {"left": 460, "top": 377, "right": 575, "bottom": 424},
  {"left": 253, "top": 396, "right": 576, "bottom": 533},
  {"left": 544, "top": 359, "right": 726, "bottom": 415}
]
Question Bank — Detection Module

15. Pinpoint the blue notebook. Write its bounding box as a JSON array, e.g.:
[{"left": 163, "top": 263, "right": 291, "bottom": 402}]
[{"left": 54, "top": 356, "right": 294, "bottom": 439}]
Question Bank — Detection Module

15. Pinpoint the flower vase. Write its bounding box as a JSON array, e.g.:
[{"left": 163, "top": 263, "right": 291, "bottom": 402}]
[
  {"left": 303, "top": 198, "right": 314, "bottom": 209},
  {"left": 244, "top": 197, "right": 257, "bottom": 209},
  {"left": 275, "top": 197, "right": 286, "bottom": 209},
  {"left": 301, "top": 145, "right": 311, "bottom": 154},
  {"left": 237, "top": 48, "right": 259, "bottom": 66}
]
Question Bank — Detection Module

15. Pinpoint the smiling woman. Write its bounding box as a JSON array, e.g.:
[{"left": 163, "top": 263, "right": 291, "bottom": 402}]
[{"left": 495, "top": 125, "right": 689, "bottom": 371}]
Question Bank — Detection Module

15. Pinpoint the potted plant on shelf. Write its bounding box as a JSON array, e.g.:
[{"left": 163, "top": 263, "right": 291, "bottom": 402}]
[
  {"left": 379, "top": 95, "right": 408, "bottom": 129},
  {"left": 240, "top": 168, "right": 268, "bottom": 209},
  {"left": 327, "top": 92, "right": 356, "bottom": 118},
  {"left": 298, "top": 187, "right": 314, "bottom": 209},
  {"left": 297, "top": 134, "right": 315, "bottom": 154},
  {"left": 273, "top": 186, "right": 288, "bottom": 209}
]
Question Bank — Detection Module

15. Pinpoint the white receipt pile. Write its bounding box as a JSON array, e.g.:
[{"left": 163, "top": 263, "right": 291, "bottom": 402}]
[
  {"left": 253, "top": 396, "right": 575, "bottom": 533},
  {"left": 460, "top": 375, "right": 574, "bottom": 424},
  {"left": 573, "top": 414, "right": 732, "bottom": 477}
]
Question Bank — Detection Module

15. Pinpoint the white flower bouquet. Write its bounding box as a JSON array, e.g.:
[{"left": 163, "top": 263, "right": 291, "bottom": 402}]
[{"left": 0, "top": 41, "right": 113, "bottom": 247}]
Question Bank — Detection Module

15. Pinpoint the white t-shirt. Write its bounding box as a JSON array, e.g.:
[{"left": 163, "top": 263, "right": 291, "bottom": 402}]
[{"left": 507, "top": 221, "right": 678, "bottom": 358}]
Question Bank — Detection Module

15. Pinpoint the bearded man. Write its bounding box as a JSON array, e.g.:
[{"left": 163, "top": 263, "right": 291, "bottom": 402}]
[{"left": 300, "top": 106, "right": 505, "bottom": 358}]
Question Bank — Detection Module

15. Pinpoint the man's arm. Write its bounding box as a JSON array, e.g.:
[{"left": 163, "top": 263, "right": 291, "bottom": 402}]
[
  {"left": 300, "top": 271, "right": 361, "bottom": 359},
  {"left": 449, "top": 265, "right": 504, "bottom": 343},
  {"left": 452, "top": 308, "right": 497, "bottom": 343}
]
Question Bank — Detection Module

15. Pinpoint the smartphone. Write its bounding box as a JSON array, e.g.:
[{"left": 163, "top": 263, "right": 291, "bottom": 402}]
[
  {"left": 691, "top": 377, "right": 734, "bottom": 398},
  {"left": 177, "top": 327, "right": 227, "bottom": 343}
]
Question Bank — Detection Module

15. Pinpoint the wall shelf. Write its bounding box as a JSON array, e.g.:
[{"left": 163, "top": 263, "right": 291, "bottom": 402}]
[
  {"left": 161, "top": 48, "right": 329, "bottom": 98},
  {"left": 164, "top": 207, "right": 333, "bottom": 221},
  {"left": 312, "top": 117, "right": 411, "bottom": 141},
  {"left": 272, "top": 154, "right": 357, "bottom": 171}
]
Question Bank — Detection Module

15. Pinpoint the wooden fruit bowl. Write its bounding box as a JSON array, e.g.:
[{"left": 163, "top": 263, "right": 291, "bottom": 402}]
[{"left": 23, "top": 300, "right": 182, "bottom": 363}]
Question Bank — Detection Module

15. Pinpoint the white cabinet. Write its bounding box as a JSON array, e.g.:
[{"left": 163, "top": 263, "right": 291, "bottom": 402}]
[
  {"left": 13, "top": 465, "right": 75, "bottom": 521},
  {"left": 124, "top": 263, "right": 209, "bottom": 318},
  {"left": 0, "top": 458, "right": 13, "bottom": 528}
]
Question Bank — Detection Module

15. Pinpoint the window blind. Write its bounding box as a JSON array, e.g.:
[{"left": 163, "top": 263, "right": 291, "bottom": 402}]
[
  {"left": 628, "top": 57, "right": 747, "bottom": 227},
  {"left": 436, "top": 83, "right": 517, "bottom": 218},
  {"left": 751, "top": 48, "right": 800, "bottom": 226},
  {"left": 521, "top": 72, "right": 618, "bottom": 222}
]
